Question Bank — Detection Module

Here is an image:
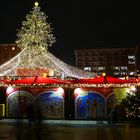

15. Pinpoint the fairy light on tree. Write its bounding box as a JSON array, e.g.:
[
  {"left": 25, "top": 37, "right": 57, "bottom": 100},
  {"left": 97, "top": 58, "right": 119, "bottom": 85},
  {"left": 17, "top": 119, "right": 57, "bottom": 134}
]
[{"left": 16, "top": 2, "right": 55, "bottom": 68}]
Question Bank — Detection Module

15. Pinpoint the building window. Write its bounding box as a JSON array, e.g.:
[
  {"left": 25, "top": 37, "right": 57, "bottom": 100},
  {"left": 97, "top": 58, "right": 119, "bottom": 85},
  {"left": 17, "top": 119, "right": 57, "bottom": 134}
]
[
  {"left": 128, "top": 55, "right": 135, "bottom": 65},
  {"left": 120, "top": 66, "right": 127, "bottom": 71},
  {"left": 120, "top": 72, "right": 127, "bottom": 75},
  {"left": 92, "top": 67, "right": 98, "bottom": 71},
  {"left": 113, "top": 71, "right": 120, "bottom": 75},
  {"left": 99, "top": 66, "right": 105, "bottom": 71},
  {"left": 128, "top": 61, "right": 135, "bottom": 65},
  {"left": 84, "top": 67, "right": 91, "bottom": 71},
  {"left": 128, "top": 55, "right": 135, "bottom": 60},
  {"left": 12, "top": 47, "right": 15, "bottom": 51},
  {"left": 129, "top": 72, "right": 135, "bottom": 76},
  {"left": 113, "top": 66, "right": 120, "bottom": 71}
]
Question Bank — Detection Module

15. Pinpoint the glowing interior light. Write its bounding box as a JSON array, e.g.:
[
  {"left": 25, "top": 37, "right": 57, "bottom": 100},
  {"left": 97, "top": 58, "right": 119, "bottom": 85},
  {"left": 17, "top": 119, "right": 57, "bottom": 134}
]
[
  {"left": 6, "top": 86, "right": 14, "bottom": 95},
  {"left": 43, "top": 73, "right": 47, "bottom": 77},
  {"left": 74, "top": 88, "right": 82, "bottom": 94},
  {"left": 130, "top": 86, "right": 136, "bottom": 92},
  {"left": 57, "top": 87, "right": 64, "bottom": 93}
]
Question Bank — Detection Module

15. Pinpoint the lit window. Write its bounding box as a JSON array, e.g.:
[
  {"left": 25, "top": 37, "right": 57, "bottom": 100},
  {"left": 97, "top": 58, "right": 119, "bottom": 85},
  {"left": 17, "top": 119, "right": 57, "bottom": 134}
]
[
  {"left": 120, "top": 72, "right": 127, "bottom": 75},
  {"left": 12, "top": 47, "right": 15, "bottom": 51},
  {"left": 129, "top": 72, "right": 135, "bottom": 75},
  {"left": 128, "top": 55, "right": 135, "bottom": 65},
  {"left": 113, "top": 71, "right": 120, "bottom": 75},
  {"left": 84, "top": 67, "right": 91, "bottom": 71},
  {"left": 128, "top": 55, "right": 135, "bottom": 60},
  {"left": 121, "top": 66, "right": 127, "bottom": 71},
  {"left": 113, "top": 66, "right": 120, "bottom": 71},
  {"left": 99, "top": 66, "right": 105, "bottom": 71},
  {"left": 128, "top": 61, "right": 135, "bottom": 65}
]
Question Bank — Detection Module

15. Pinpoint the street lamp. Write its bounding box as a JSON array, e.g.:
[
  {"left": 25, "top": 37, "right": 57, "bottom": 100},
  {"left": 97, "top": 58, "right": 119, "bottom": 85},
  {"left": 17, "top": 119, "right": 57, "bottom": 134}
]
[{"left": 102, "top": 72, "right": 107, "bottom": 83}]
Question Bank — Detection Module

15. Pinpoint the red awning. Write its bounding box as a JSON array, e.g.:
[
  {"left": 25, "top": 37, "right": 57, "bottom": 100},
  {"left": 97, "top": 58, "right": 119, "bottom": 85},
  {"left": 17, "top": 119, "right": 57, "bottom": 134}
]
[
  {"left": 67, "top": 76, "right": 132, "bottom": 84},
  {"left": 1, "top": 76, "right": 139, "bottom": 86},
  {"left": 11, "top": 76, "right": 66, "bottom": 85}
]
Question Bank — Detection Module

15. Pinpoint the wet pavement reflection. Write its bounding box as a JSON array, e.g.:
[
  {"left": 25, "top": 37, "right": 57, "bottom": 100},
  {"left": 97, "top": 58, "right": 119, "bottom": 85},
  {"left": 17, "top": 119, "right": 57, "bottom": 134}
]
[{"left": 0, "top": 122, "right": 140, "bottom": 140}]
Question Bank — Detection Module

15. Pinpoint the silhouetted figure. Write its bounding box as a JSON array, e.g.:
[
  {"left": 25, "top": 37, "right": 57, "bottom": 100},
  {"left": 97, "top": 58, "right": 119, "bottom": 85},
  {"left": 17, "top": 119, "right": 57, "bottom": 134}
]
[
  {"left": 35, "top": 103, "right": 42, "bottom": 123},
  {"left": 27, "top": 104, "right": 34, "bottom": 128},
  {"left": 35, "top": 104, "right": 42, "bottom": 140},
  {"left": 111, "top": 106, "right": 118, "bottom": 125}
]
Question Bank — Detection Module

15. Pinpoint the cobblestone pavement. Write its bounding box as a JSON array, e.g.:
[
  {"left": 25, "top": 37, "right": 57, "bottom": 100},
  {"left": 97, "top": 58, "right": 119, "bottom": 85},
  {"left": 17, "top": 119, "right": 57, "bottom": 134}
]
[{"left": 0, "top": 121, "right": 140, "bottom": 140}]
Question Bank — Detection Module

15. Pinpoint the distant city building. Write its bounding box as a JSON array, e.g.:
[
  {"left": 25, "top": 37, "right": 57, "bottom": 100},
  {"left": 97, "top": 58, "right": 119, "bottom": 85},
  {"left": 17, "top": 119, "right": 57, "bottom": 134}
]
[
  {"left": 135, "top": 46, "right": 140, "bottom": 77},
  {"left": 0, "top": 44, "right": 20, "bottom": 65},
  {"left": 74, "top": 47, "right": 139, "bottom": 78}
]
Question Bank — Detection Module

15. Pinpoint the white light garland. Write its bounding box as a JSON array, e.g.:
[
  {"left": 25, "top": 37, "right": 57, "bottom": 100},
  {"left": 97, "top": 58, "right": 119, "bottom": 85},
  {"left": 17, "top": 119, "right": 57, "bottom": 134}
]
[
  {"left": 0, "top": 47, "right": 95, "bottom": 78},
  {"left": 71, "top": 82, "right": 140, "bottom": 88}
]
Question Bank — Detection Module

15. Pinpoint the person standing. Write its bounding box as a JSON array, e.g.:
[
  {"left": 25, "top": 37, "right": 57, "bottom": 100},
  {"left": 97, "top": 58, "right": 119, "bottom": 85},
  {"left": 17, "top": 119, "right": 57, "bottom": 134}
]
[{"left": 27, "top": 104, "right": 34, "bottom": 128}]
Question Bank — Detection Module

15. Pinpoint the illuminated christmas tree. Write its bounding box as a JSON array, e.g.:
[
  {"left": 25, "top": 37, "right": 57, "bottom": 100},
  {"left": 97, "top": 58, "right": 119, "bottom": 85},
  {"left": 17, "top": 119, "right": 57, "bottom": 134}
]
[
  {"left": 0, "top": 2, "right": 95, "bottom": 78},
  {"left": 16, "top": 2, "right": 55, "bottom": 68}
]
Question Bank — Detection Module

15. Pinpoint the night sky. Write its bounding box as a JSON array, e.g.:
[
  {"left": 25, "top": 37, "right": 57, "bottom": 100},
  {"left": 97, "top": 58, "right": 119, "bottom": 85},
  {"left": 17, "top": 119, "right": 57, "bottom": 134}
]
[{"left": 0, "top": 0, "right": 140, "bottom": 66}]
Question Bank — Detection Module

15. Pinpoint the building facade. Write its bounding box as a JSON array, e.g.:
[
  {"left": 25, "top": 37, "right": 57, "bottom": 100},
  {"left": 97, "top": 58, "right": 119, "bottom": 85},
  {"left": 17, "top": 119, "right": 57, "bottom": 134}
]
[
  {"left": 135, "top": 46, "right": 140, "bottom": 77},
  {"left": 74, "top": 47, "right": 138, "bottom": 78},
  {"left": 0, "top": 44, "right": 20, "bottom": 65}
]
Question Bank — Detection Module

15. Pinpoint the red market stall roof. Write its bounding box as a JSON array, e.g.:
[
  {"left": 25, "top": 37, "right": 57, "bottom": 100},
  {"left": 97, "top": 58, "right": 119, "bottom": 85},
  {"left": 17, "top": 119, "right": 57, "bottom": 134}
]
[
  {"left": 0, "top": 79, "right": 11, "bottom": 84},
  {"left": 126, "top": 78, "right": 140, "bottom": 83},
  {"left": 66, "top": 76, "right": 139, "bottom": 84},
  {"left": 10, "top": 76, "right": 67, "bottom": 85},
  {"left": 0, "top": 76, "right": 139, "bottom": 88}
]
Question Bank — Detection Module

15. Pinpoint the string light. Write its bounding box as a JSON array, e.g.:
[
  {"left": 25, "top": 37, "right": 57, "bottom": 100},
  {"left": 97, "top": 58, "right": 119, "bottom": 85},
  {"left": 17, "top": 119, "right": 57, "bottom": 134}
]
[
  {"left": 0, "top": 47, "right": 95, "bottom": 78},
  {"left": 0, "top": 80, "right": 139, "bottom": 88}
]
